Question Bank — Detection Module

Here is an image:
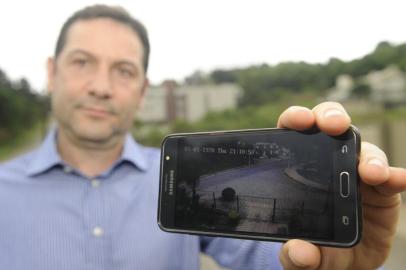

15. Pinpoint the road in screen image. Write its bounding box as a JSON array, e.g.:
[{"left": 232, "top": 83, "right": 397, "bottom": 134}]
[{"left": 176, "top": 142, "right": 334, "bottom": 239}]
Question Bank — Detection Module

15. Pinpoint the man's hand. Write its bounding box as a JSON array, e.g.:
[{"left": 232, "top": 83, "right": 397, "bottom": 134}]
[{"left": 277, "top": 102, "right": 406, "bottom": 270}]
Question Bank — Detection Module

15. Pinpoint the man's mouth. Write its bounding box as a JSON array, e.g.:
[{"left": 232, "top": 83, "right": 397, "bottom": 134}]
[{"left": 80, "top": 106, "right": 113, "bottom": 118}]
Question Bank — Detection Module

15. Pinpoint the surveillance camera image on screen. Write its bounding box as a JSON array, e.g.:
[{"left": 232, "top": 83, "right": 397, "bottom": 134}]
[{"left": 174, "top": 131, "right": 339, "bottom": 240}]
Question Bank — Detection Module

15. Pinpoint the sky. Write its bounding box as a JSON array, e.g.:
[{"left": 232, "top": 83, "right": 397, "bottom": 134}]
[{"left": 1, "top": 0, "right": 406, "bottom": 91}]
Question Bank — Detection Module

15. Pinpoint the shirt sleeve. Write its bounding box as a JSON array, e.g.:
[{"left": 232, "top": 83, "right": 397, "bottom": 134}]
[{"left": 200, "top": 236, "right": 283, "bottom": 270}]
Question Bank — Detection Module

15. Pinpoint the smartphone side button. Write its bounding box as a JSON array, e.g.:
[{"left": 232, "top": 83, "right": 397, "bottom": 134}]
[
  {"left": 342, "top": 215, "right": 350, "bottom": 226},
  {"left": 340, "top": 171, "right": 350, "bottom": 198}
]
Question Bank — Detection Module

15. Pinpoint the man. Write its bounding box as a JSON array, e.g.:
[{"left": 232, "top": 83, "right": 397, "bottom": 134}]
[{"left": 0, "top": 4, "right": 404, "bottom": 270}]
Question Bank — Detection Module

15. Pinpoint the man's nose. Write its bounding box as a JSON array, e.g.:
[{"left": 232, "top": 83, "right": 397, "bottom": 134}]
[{"left": 88, "top": 67, "right": 113, "bottom": 99}]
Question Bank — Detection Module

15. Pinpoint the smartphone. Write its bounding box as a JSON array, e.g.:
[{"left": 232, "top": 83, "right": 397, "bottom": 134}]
[{"left": 158, "top": 127, "right": 362, "bottom": 247}]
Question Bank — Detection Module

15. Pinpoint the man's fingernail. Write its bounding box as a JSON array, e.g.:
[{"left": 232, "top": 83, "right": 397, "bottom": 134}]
[
  {"left": 368, "top": 158, "right": 386, "bottom": 168},
  {"left": 288, "top": 248, "right": 307, "bottom": 267},
  {"left": 324, "top": 109, "right": 343, "bottom": 118},
  {"left": 290, "top": 106, "right": 310, "bottom": 113}
]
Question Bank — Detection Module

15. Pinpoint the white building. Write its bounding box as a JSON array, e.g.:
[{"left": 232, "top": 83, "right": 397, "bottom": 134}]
[
  {"left": 136, "top": 82, "right": 242, "bottom": 124},
  {"left": 327, "top": 65, "right": 406, "bottom": 104},
  {"left": 326, "top": 75, "right": 354, "bottom": 101},
  {"left": 363, "top": 65, "right": 406, "bottom": 103}
]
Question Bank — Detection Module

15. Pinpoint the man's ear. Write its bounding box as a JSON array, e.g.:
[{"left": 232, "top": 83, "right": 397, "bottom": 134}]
[
  {"left": 46, "top": 57, "right": 56, "bottom": 94},
  {"left": 137, "top": 77, "right": 150, "bottom": 110}
]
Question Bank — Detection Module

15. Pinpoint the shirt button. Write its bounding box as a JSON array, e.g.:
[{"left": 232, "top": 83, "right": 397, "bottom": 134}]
[
  {"left": 92, "top": 226, "right": 104, "bottom": 237},
  {"left": 91, "top": 179, "right": 100, "bottom": 188},
  {"left": 63, "top": 166, "right": 72, "bottom": 174}
]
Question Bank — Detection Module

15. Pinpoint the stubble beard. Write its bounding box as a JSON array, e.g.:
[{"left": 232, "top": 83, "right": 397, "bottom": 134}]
[{"left": 56, "top": 102, "right": 129, "bottom": 151}]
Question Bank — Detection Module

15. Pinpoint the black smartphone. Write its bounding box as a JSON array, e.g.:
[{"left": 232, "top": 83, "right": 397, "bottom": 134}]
[{"left": 158, "top": 127, "right": 362, "bottom": 247}]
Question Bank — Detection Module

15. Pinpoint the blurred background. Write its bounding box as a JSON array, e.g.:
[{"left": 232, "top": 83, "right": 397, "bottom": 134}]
[{"left": 0, "top": 0, "right": 405, "bottom": 269}]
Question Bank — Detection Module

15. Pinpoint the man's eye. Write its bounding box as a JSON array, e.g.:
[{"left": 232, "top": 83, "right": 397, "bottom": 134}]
[
  {"left": 118, "top": 67, "right": 134, "bottom": 78},
  {"left": 73, "top": 59, "right": 88, "bottom": 67}
]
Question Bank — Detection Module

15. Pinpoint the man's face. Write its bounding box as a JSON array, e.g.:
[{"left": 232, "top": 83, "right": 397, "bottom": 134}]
[{"left": 47, "top": 18, "right": 148, "bottom": 145}]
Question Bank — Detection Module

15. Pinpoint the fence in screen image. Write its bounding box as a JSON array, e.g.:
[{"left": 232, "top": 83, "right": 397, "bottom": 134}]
[{"left": 197, "top": 190, "right": 333, "bottom": 238}]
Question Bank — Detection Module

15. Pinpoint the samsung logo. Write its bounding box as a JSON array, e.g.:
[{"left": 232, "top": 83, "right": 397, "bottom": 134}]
[{"left": 168, "top": 170, "right": 175, "bottom": 195}]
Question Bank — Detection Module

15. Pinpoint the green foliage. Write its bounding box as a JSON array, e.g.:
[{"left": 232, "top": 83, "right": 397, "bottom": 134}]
[
  {"left": 204, "top": 93, "right": 315, "bottom": 130},
  {"left": 136, "top": 92, "right": 320, "bottom": 147},
  {"left": 208, "top": 41, "right": 406, "bottom": 107},
  {"left": 0, "top": 69, "right": 48, "bottom": 142},
  {"left": 211, "top": 69, "right": 238, "bottom": 84},
  {"left": 349, "top": 107, "right": 406, "bottom": 126},
  {"left": 0, "top": 122, "right": 44, "bottom": 161},
  {"left": 352, "top": 82, "right": 371, "bottom": 98},
  {"left": 133, "top": 127, "right": 167, "bottom": 148}
]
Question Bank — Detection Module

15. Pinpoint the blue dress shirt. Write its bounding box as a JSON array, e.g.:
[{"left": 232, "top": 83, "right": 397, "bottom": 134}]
[{"left": 0, "top": 130, "right": 283, "bottom": 270}]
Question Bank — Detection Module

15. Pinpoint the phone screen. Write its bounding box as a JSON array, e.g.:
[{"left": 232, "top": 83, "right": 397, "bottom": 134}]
[{"left": 159, "top": 128, "right": 361, "bottom": 246}]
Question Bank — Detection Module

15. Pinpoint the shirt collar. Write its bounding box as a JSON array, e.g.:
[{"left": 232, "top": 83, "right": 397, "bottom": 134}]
[
  {"left": 26, "top": 129, "right": 63, "bottom": 176},
  {"left": 120, "top": 133, "right": 149, "bottom": 171},
  {"left": 26, "top": 129, "right": 149, "bottom": 176}
]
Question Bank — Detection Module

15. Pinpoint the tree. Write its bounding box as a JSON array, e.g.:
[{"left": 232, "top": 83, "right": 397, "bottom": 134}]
[
  {"left": 0, "top": 68, "right": 48, "bottom": 142},
  {"left": 352, "top": 82, "right": 371, "bottom": 99}
]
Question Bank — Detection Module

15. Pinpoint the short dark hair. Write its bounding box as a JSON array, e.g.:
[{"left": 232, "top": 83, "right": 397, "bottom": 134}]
[{"left": 54, "top": 4, "right": 150, "bottom": 73}]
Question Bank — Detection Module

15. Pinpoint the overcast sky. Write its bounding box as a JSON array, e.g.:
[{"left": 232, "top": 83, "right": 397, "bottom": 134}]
[{"left": 1, "top": 0, "right": 405, "bottom": 91}]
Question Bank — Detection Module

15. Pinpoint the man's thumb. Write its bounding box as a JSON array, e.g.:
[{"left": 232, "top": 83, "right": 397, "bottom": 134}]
[{"left": 279, "top": 239, "right": 321, "bottom": 270}]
